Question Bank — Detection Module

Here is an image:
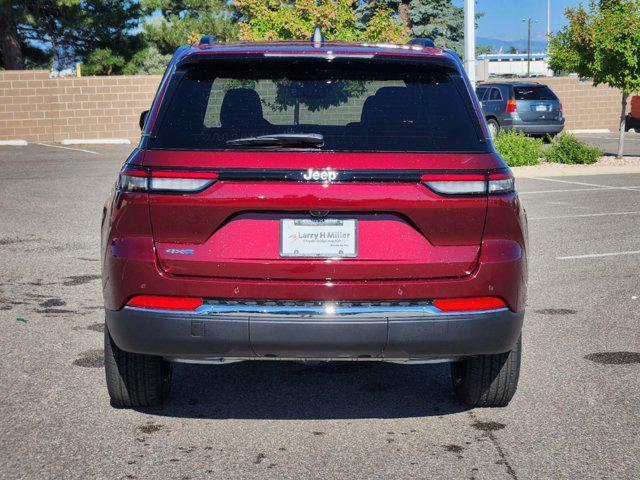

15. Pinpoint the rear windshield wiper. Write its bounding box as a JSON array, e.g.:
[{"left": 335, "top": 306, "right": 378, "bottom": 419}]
[{"left": 226, "top": 133, "right": 324, "bottom": 148}]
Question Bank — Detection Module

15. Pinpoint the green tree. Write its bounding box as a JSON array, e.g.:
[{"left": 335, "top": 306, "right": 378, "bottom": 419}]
[
  {"left": 141, "top": 0, "right": 238, "bottom": 54},
  {"left": 0, "top": 1, "right": 143, "bottom": 72},
  {"left": 83, "top": 47, "right": 125, "bottom": 75},
  {"left": 234, "top": 0, "right": 407, "bottom": 43},
  {"left": 123, "top": 45, "right": 171, "bottom": 74},
  {"left": 408, "top": 0, "right": 464, "bottom": 51},
  {"left": 0, "top": 1, "right": 27, "bottom": 68},
  {"left": 357, "top": 0, "right": 477, "bottom": 55},
  {"left": 549, "top": 0, "right": 640, "bottom": 158},
  {"left": 476, "top": 44, "right": 492, "bottom": 56}
]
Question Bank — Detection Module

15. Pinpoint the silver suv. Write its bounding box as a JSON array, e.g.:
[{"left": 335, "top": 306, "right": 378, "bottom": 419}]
[{"left": 476, "top": 82, "right": 565, "bottom": 138}]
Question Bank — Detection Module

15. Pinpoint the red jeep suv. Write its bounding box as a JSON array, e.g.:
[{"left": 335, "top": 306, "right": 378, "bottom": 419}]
[{"left": 102, "top": 37, "right": 527, "bottom": 408}]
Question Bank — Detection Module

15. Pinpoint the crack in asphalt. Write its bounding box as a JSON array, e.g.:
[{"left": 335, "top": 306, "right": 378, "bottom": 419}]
[{"left": 469, "top": 411, "right": 518, "bottom": 480}]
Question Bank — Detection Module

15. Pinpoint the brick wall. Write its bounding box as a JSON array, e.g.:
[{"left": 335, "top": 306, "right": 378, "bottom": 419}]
[
  {"left": 484, "top": 76, "right": 628, "bottom": 132},
  {"left": 0, "top": 70, "right": 161, "bottom": 143},
  {"left": 0, "top": 70, "right": 630, "bottom": 143}
]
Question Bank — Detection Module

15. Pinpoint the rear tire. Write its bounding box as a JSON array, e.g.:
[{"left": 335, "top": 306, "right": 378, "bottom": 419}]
[
  {"left": 486, "top": 118, "right": 500, "bottom": 138},
  {"left": 104, "top": 324, "right": 172, "bottom": 407},
  {"left": 450, "top": 336, "right": 521, "bottom": 407}
]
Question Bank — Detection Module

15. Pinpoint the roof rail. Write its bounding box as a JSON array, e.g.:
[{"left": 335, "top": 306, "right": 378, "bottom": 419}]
[
  {"left": 199, "top": 35, "right": 218, "bottom": 46},
  {"left": 407, "top": 38, "right": 435, "bottom": 48}
]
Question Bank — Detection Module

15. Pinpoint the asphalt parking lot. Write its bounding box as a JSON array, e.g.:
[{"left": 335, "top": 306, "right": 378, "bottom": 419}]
[
  {"left": 0, "top": 143, "right": 638, "bottom": 480},
  {"left": 574, "top": 131, "right": 640, "bottom": 156}
]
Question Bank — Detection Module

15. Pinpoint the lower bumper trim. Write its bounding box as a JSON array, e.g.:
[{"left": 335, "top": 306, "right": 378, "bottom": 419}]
[
  {"left": 106, "top": 303, "right": 524, "bottom": 360},
  {"left": 510, "top": 123, "right": 565, "bottom": 134}
]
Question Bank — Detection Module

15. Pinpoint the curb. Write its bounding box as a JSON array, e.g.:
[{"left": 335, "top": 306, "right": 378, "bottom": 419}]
[
  {"left": 61, "top": 138, "right": 131, "bottom": 145},
  {"left": 512, "top": 164, "right": 640, "bottom": 178},
  {"left": 566, "top": 129, "right": 611, "bottom": 134}
]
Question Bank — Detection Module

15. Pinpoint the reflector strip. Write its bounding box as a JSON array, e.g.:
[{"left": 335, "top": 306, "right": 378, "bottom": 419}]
[
  {"left": 433, "top": 297, "right": 507, "bottom": 312},
  {"left": 127, "top": 295, "right": 203, "bottom": 311}
]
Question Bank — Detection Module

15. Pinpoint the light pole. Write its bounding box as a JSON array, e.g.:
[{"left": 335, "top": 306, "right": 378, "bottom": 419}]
[
  {"left": 464, "top": 0, "right": 476, "bottom": 86},
  {"left": 522, "top": 18, "right": 539, "bottom": 77},
  {"left": 547, "top": 0, "right": 551, "bottom": 38}
]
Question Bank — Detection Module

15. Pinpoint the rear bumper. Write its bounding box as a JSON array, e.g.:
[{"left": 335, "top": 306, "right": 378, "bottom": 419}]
[
  {"left": 509, "top": 121, "right": 565, "bottom": 134},
  {"left": 106, "top": 303, "right": 524, "bottom": 362},
  {"left": 625, "top": 115, "right": 640, "bottom": 130}
]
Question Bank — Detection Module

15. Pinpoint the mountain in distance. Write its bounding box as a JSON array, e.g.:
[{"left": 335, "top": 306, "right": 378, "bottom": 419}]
[{"left": 477, "top": 37, "right": 548, "bottom": 53}]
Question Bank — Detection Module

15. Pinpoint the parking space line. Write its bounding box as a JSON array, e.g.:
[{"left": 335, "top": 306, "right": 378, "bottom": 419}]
[
  {"left": 518, "top": 186, "right": 640, "bottom": 195},
  {"left": 557, "top": 250, "right": 640, "bottom": 260},
  {"left": 533, "top": 177, "right": 640, "bottom": 192},
  {"left": 35, "top": 142, "right": 99, "bottom": 155},
  {"left": 530, "top": 211, "right": 640, "bottom": 220}
]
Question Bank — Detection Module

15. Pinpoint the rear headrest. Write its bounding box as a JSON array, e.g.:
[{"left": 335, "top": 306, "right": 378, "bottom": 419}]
[
  {"left": 360, "top": 87, "right": 419, "bottom": 125},
  {"left": 374, "top": 87, "right": 410, "bottom": 99},
  {"left": 220, "top": 88, "right": 264, "bottom": 128}
]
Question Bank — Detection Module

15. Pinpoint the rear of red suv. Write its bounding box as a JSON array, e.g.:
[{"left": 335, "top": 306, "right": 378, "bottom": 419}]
[{"left": 102, "top": 40, "right": 527, "bottom": 408}]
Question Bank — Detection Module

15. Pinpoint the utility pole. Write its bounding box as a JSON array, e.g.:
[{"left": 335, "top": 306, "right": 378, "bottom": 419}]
[
  {"left": 522, "top": 18, "right": 539, "bottom": 77},
  {"left": 464, "top": 0, "right": 476, "bottom": 86},
  {"left": 547, "top": 0, "right": 551, "bottom": 39}
]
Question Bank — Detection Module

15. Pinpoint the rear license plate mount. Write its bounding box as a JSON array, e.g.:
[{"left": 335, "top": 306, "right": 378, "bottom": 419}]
[{"left": 280, "top": 218, "right": 357, "bottom": 258}]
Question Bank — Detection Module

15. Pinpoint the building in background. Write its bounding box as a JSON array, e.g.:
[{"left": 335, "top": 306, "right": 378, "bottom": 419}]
[{"left": 476, "top": 53, "right": 553, "bottom": 81}]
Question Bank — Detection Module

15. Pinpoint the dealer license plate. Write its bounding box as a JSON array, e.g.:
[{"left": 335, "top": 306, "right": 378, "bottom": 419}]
[{"left": 280, "top": 218, "right": 357, "bottom": 258}]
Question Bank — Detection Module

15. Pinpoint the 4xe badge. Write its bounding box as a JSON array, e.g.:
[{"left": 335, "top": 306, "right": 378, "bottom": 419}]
[
  {"left": 302, "top": 168, "right": 338, "bottom": 183},
  {"left": 165, "top": 248, "right": 195, "bottom": 255}
]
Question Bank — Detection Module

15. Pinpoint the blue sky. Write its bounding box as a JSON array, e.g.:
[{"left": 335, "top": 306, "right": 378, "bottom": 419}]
[{"left": 459, "top": 0, "right": 582, "bottom": 41}]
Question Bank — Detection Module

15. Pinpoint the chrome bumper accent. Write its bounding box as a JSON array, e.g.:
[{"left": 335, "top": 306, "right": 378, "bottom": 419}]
[
  {"left": 167, "top": 356, "right": 459, "bottom": 365},
  {"left": 124, "top": 300, "right": 509, "bottom": 319}
]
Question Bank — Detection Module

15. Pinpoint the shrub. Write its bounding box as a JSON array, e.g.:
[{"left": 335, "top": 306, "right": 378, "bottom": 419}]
[
  {"left": 544, "top": 133, "right": 602, "bottom": 164},
  {"left": 493, "top": 130, "right": 543, "bottom": 166}
]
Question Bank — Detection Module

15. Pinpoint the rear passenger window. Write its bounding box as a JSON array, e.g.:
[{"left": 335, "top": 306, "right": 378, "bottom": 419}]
[
  {"left": 475, "top": 87, "right": 488, "bottom": 101},
  {"left": 489, "top": 88, "right": 503, "bottom": 101},
  {"left": 514, "top": 86, "right": 556, "bottom": 100}
]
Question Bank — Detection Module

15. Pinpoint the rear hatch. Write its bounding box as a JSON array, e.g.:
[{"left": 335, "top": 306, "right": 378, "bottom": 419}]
[
  {"left": 514, "top": 85, "right": 561, "bottom": 123},
  {"left": 141, "top": 54, "right": 502, "bottom": 282}
]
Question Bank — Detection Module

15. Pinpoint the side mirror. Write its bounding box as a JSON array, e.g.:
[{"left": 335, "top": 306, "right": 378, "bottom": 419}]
[{"left": 139, "top": 110, "right": 149, "bottom": 130}]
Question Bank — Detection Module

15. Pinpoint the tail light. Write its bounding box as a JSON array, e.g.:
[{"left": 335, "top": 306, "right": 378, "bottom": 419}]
[
  {"left": 127, "top": 295, "right": 203, "bottom": 310},
  {"left": 422, "top": 171, "right": 514, "bottom": 196},
  {"left": 506, "top": 99, "right": 517, "bottom": 113},
  {"left": 488, "top": 171, "right": 515, "bottom": 194},
  {"left": 118, "top": 168, "right": 218, "bottom": 193},
  {"left": 434, "top": 297, "right": 507, "bottom": 312},
  {"left": 559, "top": 102, "right": 563, "bottom": 112}
]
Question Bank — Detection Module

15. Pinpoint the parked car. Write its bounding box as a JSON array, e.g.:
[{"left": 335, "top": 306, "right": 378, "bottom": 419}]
[
  {"left": 625, "top": 95, "right": 640, "bottom": 132},
  {"left": 102, "top": 35, "right": 528, "bottom": 408},
  {"left": 476, "top": 82, "right": 565, "bottom": 138}
]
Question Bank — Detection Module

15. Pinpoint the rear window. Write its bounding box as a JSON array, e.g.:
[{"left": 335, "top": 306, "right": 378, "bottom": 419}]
[
  {"left": 514, "top": 85, "right": 557, "bottom": 101},
  {"left": 149, "top": 59, "right": 487, "bottom": 153}
]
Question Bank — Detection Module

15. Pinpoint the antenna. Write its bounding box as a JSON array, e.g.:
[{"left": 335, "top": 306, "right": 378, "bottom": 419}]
[{"left": 311, "top": 26, "right": 323, "bottom": 48}]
